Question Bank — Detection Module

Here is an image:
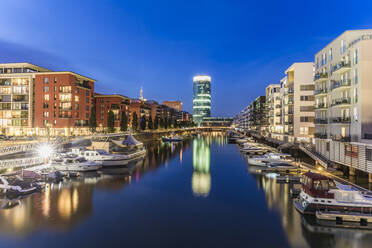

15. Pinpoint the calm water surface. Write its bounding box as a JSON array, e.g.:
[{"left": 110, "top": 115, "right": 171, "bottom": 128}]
[{"left": 0, "top": 132, "right": 372, "bottom": 248}]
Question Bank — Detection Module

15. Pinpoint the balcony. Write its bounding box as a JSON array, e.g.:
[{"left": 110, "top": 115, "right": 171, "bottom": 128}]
[
  {"left": 331, "top": 135, "right": 351, "bottom": 142},
  {"left": 314, "top": 72, "right": 328, "bottom": 82},
  {"left": 314, "top": 133, "right": 327, "bottom": 139},
  {"left": 315, "top": 118, "right": 328, "bottom": 124},
  {"left": 314, "top": 102, "right": 327, "bottom": 110},
  {"left": 331, "top": 79, "right": 351, "bottom": 91},
  {"left": 330, "top": 117, "right": 351, "bottom": 124},
  {"left": 332, "top": 61, "right": 351, "bottom": 74},
  {"left": 314, "top": 88, "right": 328, "bottom": 96},
  {"left": 331, "top": 97, "right": 351, "bottom": 107}
]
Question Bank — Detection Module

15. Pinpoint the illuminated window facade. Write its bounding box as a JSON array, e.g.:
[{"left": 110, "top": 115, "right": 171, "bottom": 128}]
[{"left": 193, "top": 75, "right": 211, "bottom": 125}]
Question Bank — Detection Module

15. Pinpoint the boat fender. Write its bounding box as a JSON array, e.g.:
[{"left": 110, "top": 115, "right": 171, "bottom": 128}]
[{"left": 302, "top": 201, "right": 307, "bottom": 208}]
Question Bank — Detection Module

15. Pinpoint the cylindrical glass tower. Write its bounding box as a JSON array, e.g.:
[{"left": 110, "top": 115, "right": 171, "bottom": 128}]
[{"left": 193, "top": 75, "right": 211, "bottom": 125}]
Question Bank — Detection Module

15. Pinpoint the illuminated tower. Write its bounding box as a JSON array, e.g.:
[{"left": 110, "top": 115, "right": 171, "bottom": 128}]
[
  {"left": 139, "top": 87, "right": 143, "bottom": 101},
  {"left": 193, "top": 75, "right": 211, "bottom": 125}
]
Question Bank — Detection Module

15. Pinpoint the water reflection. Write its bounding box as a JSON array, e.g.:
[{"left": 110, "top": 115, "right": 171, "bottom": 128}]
[
  {"left": 252, "top": 173, "right": 372, "bottom": 248},
  {"left": 192, "top": 135, "right": 211, "bottom": 197},
  {"left": 0, "top": 138, "right": 192, "bottom": 237}
]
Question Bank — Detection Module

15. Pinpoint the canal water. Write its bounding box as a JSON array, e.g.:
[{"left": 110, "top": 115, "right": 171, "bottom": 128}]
[{"left": 0, "top": 132, "right": 372, "bottom": 248}]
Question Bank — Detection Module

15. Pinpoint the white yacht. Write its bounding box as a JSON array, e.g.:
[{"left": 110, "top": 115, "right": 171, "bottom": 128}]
[
  {"left": 73, "top": 148, "right": 130, "bottom": 167},
  {"left": 247, "top": 153, "right": 293, "bottom": 167},
  {"left": 50, "top": 157, "right": 101, "bottom": 172}
]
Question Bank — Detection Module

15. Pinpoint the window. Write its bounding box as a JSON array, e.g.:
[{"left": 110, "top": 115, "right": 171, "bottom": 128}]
[
  {"left": 53, "top": 120, "right": 57, "bottom": 125},
  {"left": 54, "top": 86, "right": 56, "bottom": 92},
  {"left": 86, "top": 98, "right": 89, "bottom": 103},
  {"left": 345, "top": 145, "right": 358, "bottom": 158},
  {"left": 75, "top": 95, "right": 79, "bottom": 102},
  {"left": 75, "top": 104, "right": 79, "bottom": 110},
  {"left": 54, "top": 77, "right": 57, "bottom": 83},
  {"left": 44, "top": 94, "right": 50, "bottom": 101},
  {"left": 300, "top": 127, "right": 309, "bottom": 135},
  {"left": 366, "top": 148, "right": 372, "bottom": 162},
  {"left": 300, "top": 106, "right": 314, "bottom": 112},
  {"left": 43, "top": 112, "right": 49, "bottom": 117},
  {"left": 300, "top": 117, "right": 314, "bottom": 122},
  {"left": 300, "top": 95, "right": 314, "bottom": 101},
  {"left": 341, "top": 40, "right": 346, "bottom": 54},
  {"left": 44, "top": 78, "right": 49, "bottom": 84},
  {"left": 354, "top": 68, "right": 358, "bottom": 84},
  {"left": 341, "top": 127, "right": 346, "bottom": 137},
  {"left": 43, "top": 103, "right": 49, "bottom": 109},
  {"left": 354, "top": 88, "right": 358, "bottom": 103},
  {"left": 43, "top": 86, "right": 49, "bottom": 92},
  {"left": 86, "top": 113, "right": 89, "bottom": 118},
  {"left": 86, "top": 90, "right": 89, "bottom": 96},
  {"left": 86, "top": 106, "right": 89, "bottom": 111},
  {"left": 326, "top": 142, "right": 330, "bottom": 152},
  {"left": 354, "top": 107, "right": 358, "bottom": 122},
  {"left": 316, "top": 57, "right": 319, "bottom": 69},
  {"left": 75, "top": 88, "right": 79, "bottom": 94},
  {"left": 300, "top": 85, "right": 315, "bottom": 91},
  {"left": 354, "top": 49, "right": 358, "bottom": 65},
  {"left": 329, "top": 48, "right": 332, "bottom": 61}
]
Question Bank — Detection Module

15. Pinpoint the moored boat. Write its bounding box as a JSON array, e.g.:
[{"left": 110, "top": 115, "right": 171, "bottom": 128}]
[
  {"left": 50, "top": 157, "right": 101, "bottom": 172},
  {"left": 247, "top": 153, "right": 293, "bottom": 166},
  {"left": 294, "top": 172, "right": 372, "bottom": 215},
  {"left": 161, "top": 132, "right": 183, "bottom": 142}
]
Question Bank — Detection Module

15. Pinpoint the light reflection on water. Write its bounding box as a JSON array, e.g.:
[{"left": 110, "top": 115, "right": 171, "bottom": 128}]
[{"left": 1, "top": 132, "right": 372, "bottom": 247}]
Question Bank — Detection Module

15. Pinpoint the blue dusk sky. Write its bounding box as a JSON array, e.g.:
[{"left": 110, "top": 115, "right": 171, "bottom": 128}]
[{"left": 0, "top": 0, "right": 371, "bottom": 116}]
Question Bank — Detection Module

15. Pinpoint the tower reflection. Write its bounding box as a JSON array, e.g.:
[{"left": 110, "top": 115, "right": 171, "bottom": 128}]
[{"left": 192, "top": 135, "right": 211, "bottom": 197}]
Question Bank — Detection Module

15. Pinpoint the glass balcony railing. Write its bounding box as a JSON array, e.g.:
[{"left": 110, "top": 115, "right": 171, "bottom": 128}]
[
  {"left": 314, "top": 72, "right": 328, "bottom": 81},
  {"left": 332, "top": 61, "right": 351, "bottom": 73},
  {"left": 331, "top": 135, "right": 351, "bottom": 142},
  {"left": 314, "top": 88, "right": 328, "bottom": 95},
  {"left": 331, "top": 79, "right": 351, "bottom": 91},
  {"left": 331, "top": 97, "right": 351, "bottom": 107},
  {"left": 330, "top": 117, "right": 351, "bottom": 123},
  {"left": 315, "top": 102, "right": 327, "bottom": 109},
  {"left": 314, "top": 133, "right": 327, "bottom": 139},
  {"left": 315, "top": 118, "right": 328, "bottom": 124}
]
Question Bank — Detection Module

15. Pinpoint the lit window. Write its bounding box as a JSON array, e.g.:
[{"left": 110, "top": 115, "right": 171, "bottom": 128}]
[
  {"left": 43, "top": 112, "right": 49, "bottom": 117},
  {"left": 44, "top": 86, "right": 49, "bottom": 92},
  {"left": 44, "top": 94, "right": 50, "bottom": 101}
]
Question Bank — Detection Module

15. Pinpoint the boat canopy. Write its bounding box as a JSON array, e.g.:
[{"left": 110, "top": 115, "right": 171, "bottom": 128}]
[{"left": 112, "top": 134, "right": 142, "bottom": 148}]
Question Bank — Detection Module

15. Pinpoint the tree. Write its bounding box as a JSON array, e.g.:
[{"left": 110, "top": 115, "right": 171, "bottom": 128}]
[
  {"left": 167, "top": 117, "right": 172, "bottom": 129},
  {"left": 140, "top": 116, "right": 147, "bottom": 130},
  {"left": 154, "top": 116, "right": 159, "bottom": 129},
  {"left": 132, "top": 112, "right": 138, "bottom": 131},
  {"left": 107, "top": 110, "right": 115, "bottom": 133},
  {"left": 164, "top": 117, "right": 168, "bottom": 129},
  {"left": 120, "top": 111, "right": 128, "bottom": 132},
  {"left": 173, "top": 118, "right": 178, "bottom": 128},
  {"left": 89, "top": 105, "right": 97, "bottom": 132},
  {"left": 148, "top": 115, "right": 153, "bottom": 129}
]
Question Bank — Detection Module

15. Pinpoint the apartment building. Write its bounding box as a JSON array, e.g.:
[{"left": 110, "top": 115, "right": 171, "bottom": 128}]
[
  {"left": 0, "top": 63, "right": 96, "bottom": 136},
  {"left": 281, "top": 63, "right": 314, "bottom": 143},
  {"left": 0, "top": 63, "right": 50, "bottom": 136},
  {"left": 265, "top": 84, "right": 282, "bottom": 140},
  {"left": 248, "top": 96, "right": 267, "bottom": 135},
  {"left": 94, "top": 94, "right": 130, "bottom": 130},
  {"left": 314, "top": 30, "right": 372, "bottom": 175},
  {"left": 34, "top": 72, "right": 95, "bottom": 136},
  {"left": 162, "top": 101, "right": 182, "bottom": 112}
]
